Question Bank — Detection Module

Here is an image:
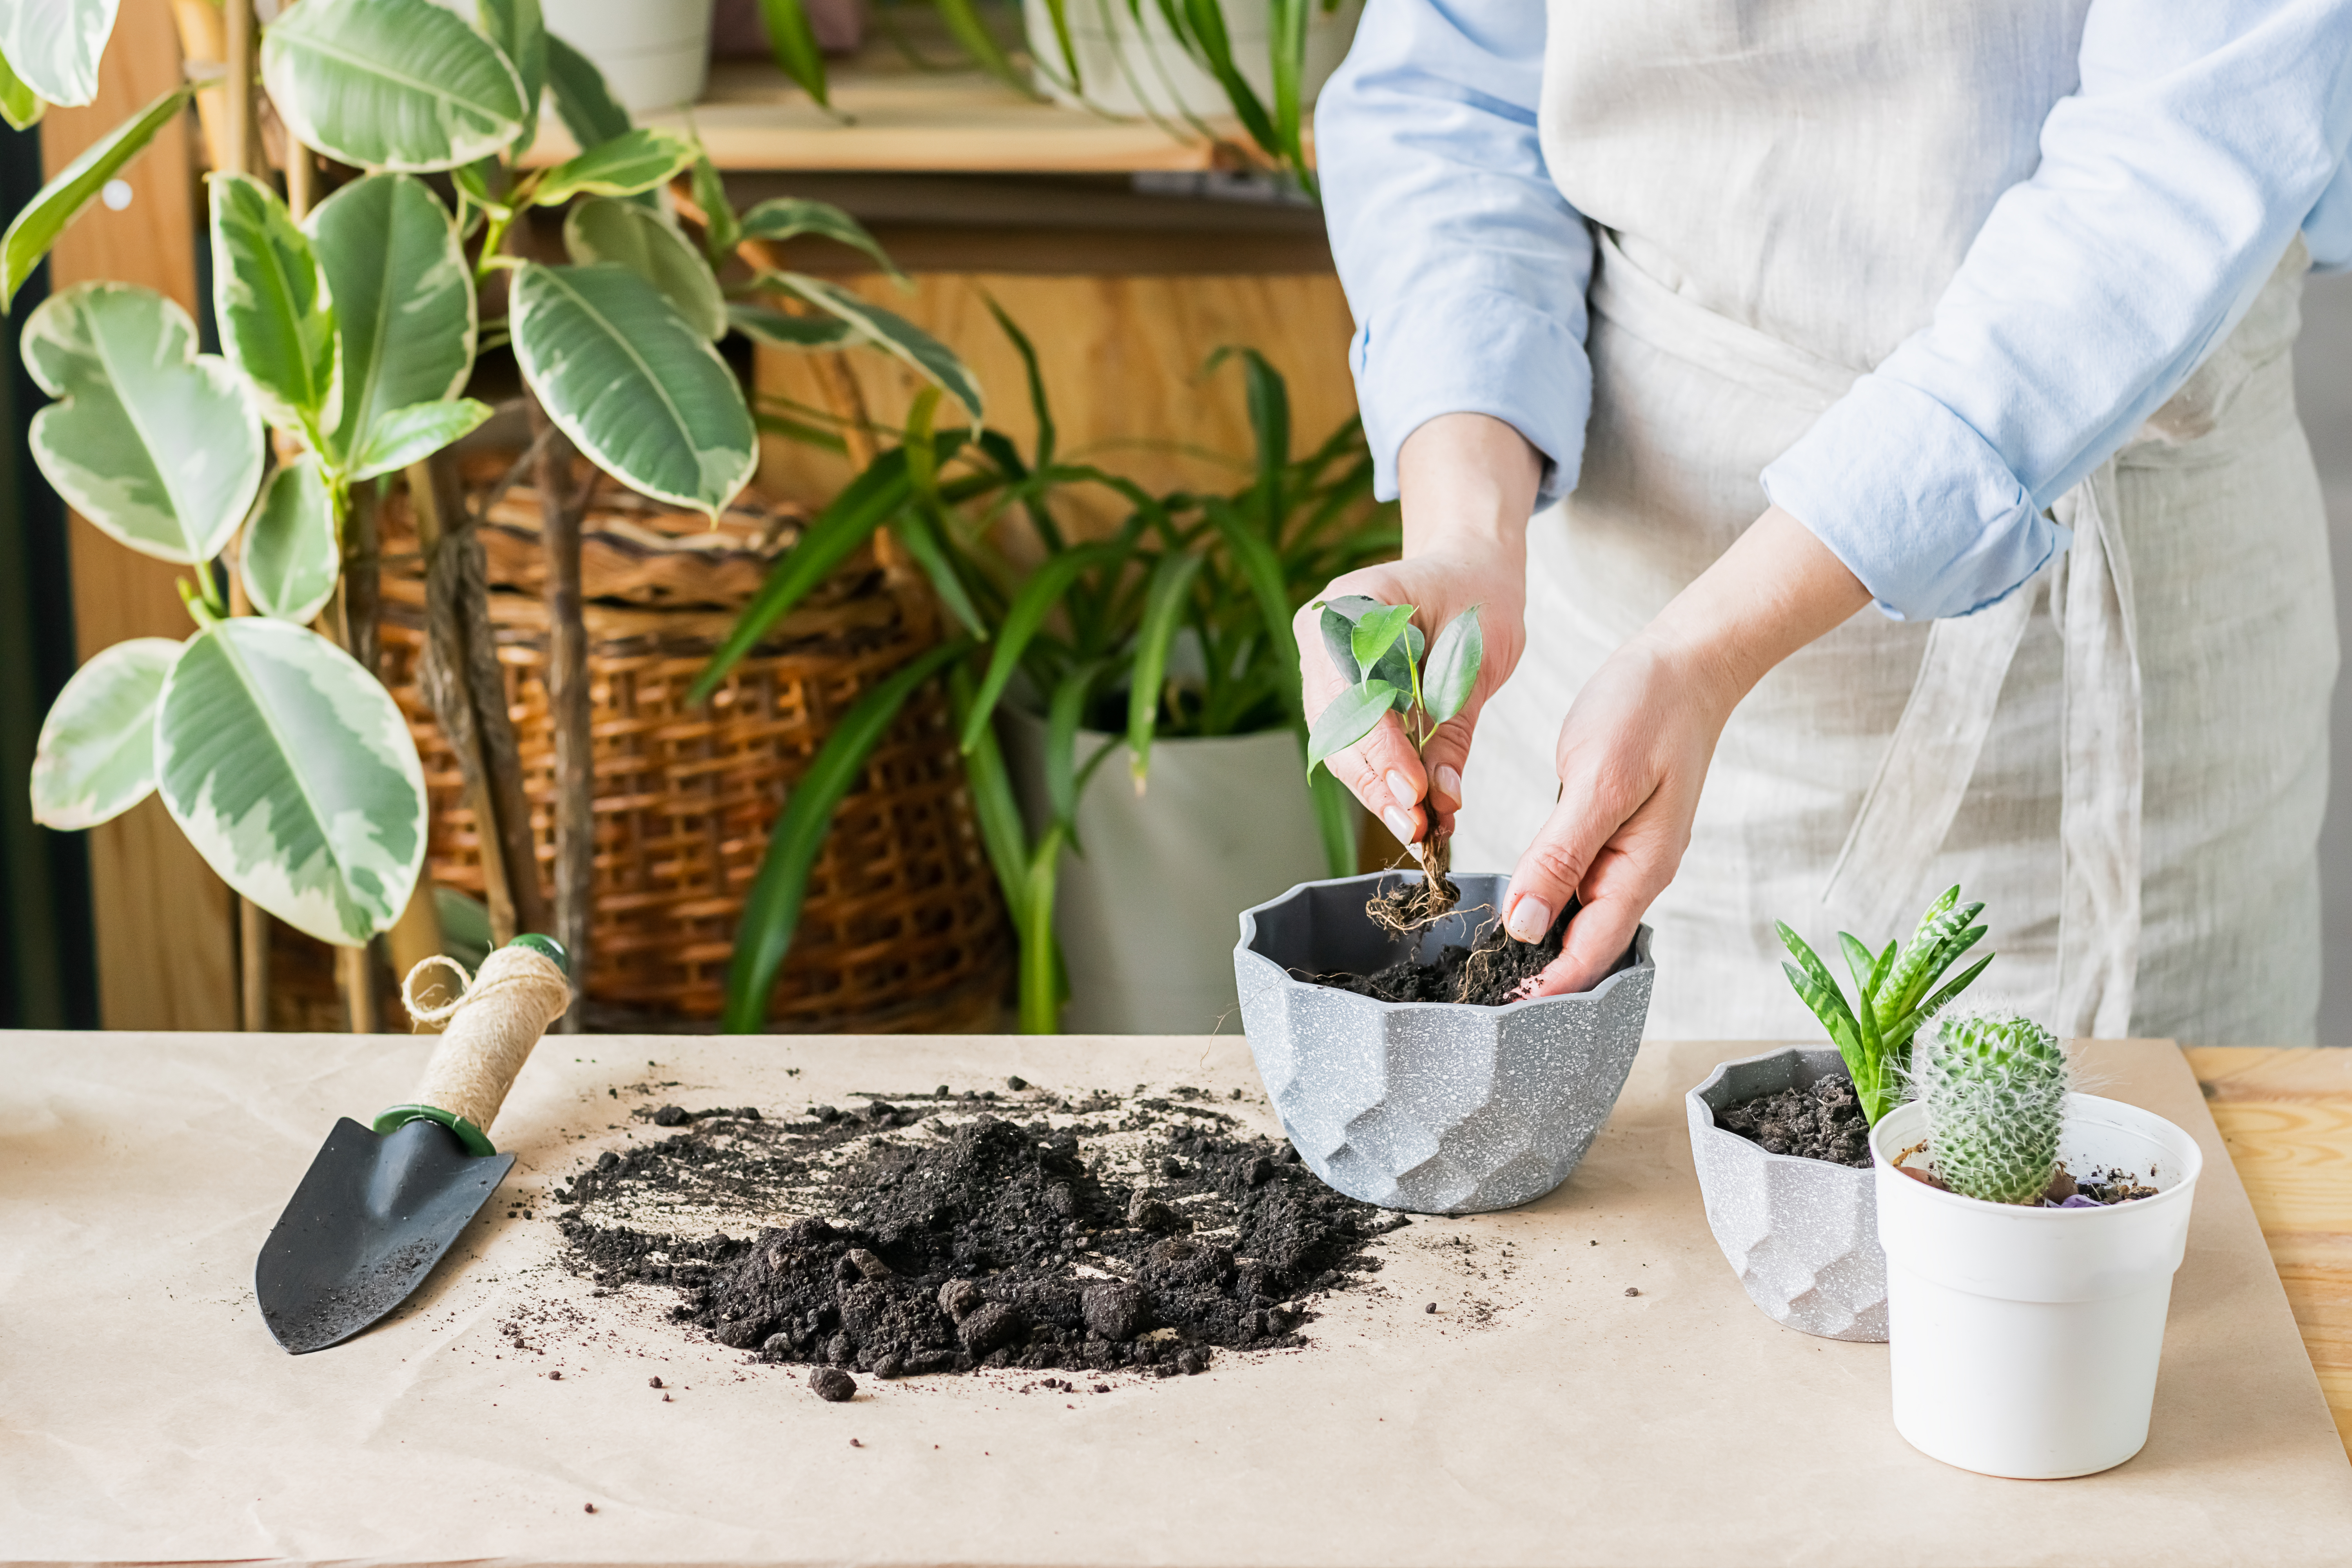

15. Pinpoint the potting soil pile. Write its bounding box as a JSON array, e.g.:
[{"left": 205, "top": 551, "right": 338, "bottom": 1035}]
[{"left": 556, "top": 1085, "right": 1408, "bottom": 1381}]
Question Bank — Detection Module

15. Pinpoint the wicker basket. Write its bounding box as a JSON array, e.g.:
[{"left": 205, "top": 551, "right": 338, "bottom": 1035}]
[{"left": 374, "top": 458, "right": 1011, "bottom": 1032}]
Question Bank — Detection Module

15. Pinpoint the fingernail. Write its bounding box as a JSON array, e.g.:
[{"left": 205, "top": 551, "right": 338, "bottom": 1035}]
[
  {"left": 1435, "top": 765, "right": 1463, "bottom": 805},
  {"left": 1505, "top": 895, "right": 1551, "bottom": 944},
  {"left": 1386, "top": 770, "right": 1417, "bottom": 810},
  {"left": 1383, "top": 806, "right": 1416, "bottom": 847}
]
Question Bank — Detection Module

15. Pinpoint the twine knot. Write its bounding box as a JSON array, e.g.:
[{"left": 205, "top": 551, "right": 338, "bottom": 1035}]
[{"left": 402, "top": 945, "right": 572, "bottom": 1031}]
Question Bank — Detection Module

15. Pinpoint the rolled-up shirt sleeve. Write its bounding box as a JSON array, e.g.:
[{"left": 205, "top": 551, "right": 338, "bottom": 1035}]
[
  {"left": 1317, "top": 0, "right": 1593, "bottom": 505},
  {"left": 1762, "top": 0, "right": 2352, "bottom": 622}
]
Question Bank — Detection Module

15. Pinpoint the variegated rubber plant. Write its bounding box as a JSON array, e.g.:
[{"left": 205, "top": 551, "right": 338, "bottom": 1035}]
[{"left": 8, "top": 0, "right": 975, "bottom": 956}]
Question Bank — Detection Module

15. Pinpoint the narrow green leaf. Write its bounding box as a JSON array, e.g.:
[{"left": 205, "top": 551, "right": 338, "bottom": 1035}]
[
  {"left": 1307, "top": 751, "right": 1356, "bottom": 878},
  {"left": 1205, "top": 499, "right": 1299, "bottom": 719},
  {"left": 722, "top": 639, "right": 972, "bottom": 1030},
  {"left": 1126, "top": 552, "right": 1206, "bottom": 786},
  {"left": 691, "top": 152, "right": 740, "bottom": 268},
  {"left": 1305, "top": 678, "right": 1398, "bottom": 774},
  {"left": 0, "top": 84, "right": 189, "bottom": 310},
  {"left": 1016, "top": 824, "right": 1065, "bottom": 1034},
  {"left": 350, "top": 397, "right": 492, "bottom": 480},
  {"left": 933, "top": 0, "right": 1039, "bottom": 98},
  {"left": 241, "top": 455, "right": 340, "bottom": 622},
  {"left": 563, "top": 197, "right": 727, "bottom": 338},
  {"left": 1044, "top": 660, "right": 1105, "bottom": 829},
  {"left": 948, "top": 661, "right": 1031, "bottom": 931},
  {"left": 477, "top": 0, "right": 545, "bottom": 152},
  {"left": 261, "top": 0, "right": 528, "bottom": 172},
  {"left": 156, "top": 617, "right": 427, "bottom": 946},
  {"left": 307, "top": 172, "right": 476, "bottom": 474},
  {"left": 0, "top": 0, "right": 118, "bottom": 108},
  {"left": 23, "top": 282, "right": 261, "bottom": 565},
  {"left": 728, "top": 301, "right": 855, "bottom": 350},
  {"left": 30, "top": 635, "right": 176, "bottom": 830},
  {"left": 532, "top": 126, "right": 696, "bottom": 205},
  {"left": 690, "top": 451, "right": 914, "bottom": 703},
  {"left": 509, "top": 261, "right": 756, "bottom": 515},
  {"left": 1038, "top": 0, "right": 1082, "bottom": 91},
  {"left": 1177, "top": 0, "right": 1276, "bottom": 149},
  {"left": 740, "top": 198, "right": 906, "bottom": 283},
  {"left": 1266, "top": 0, "right": 1313, "bottom": 194},
  {"left": 1420, "top": 605, "right": 1482, "bottom": 725},
  {"left": 1349, "top": 602, "right": 1414, "bottom": 675},
  {"left": 0, "top": 42, "right": 46, "bottom": 130},
  {"left": 209, "top": 173, "right": 340, "bottom": 441},
  {"left": 957, "top": 542, "right": 1125, "bottom": 753},
  {"left": 544, "top": 33, "right": 632, "bottom": 150},
  {"left": 891, "top": 502, "right": 989, "bottom": 641},
  {"left": 1782, "top": 962, "right": 1863, "bottom": 1061},
  {"left": 982, "top": 292, "right": 1054, "bottom": 472},
  {"left": 771, "top": 272, "right": 982, "bottom": 422},
  {"left": 756, "top": 0, "right": 832, "bottom": 107}
]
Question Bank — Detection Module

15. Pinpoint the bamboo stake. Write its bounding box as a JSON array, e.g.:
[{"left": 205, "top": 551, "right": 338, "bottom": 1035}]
[{"left": 526, "top": 397, "right": 590, "bottom": 1034}]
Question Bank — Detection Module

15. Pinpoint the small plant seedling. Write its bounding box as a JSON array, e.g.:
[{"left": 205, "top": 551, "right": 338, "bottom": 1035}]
[
  {"left": 1307, "top": 595, "right": 1482, "bottom": 931},
  {"left": 1778, "top": 886, "right": 1994, "bottom": 1124}
]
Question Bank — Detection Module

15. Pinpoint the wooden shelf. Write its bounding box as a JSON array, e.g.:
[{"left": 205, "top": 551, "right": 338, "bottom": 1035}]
[{"left": 530, "top": 56, "right": 1304, "bottom": 175}]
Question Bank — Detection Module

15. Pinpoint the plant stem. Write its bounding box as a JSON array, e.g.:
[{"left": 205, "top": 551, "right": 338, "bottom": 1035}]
[{"left": 528, "top": 396, "right": 592, "bottom": 1033}]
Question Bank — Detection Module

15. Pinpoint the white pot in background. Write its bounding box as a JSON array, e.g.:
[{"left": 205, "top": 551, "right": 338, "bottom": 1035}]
[
  {"left": 1000, "top": 709, "right": 1344, "bottom": 1034},
  {"left": 1870, "top": 1094, "right": 2203, "bottom": 1479},
  {"left": 550, "top": 0, "right": 717, "bottom": 113},
  {"left": 1022, "top": 0, "right": 1361, "bottom": 122}
]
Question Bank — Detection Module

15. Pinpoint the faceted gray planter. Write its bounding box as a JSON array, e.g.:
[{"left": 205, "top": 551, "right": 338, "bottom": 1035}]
[
  {"left": 1687, "top": 1047, "right": 1887, "bottom": 1341},
  {"left": 1234, "top": 871, "right": 1655, "bottom": 1214}
]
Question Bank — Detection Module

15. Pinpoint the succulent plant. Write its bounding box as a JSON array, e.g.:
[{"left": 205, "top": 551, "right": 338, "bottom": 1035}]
[
  {"left": 1778, "top": 886, "right": 1994, "bottom": 1124},
  {"left": 1921, "top": 1014, "right": 2071, "bottom": 1205}
]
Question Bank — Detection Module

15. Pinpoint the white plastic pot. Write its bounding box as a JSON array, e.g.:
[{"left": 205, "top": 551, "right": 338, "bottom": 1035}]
[
  {"left": 550, "top": 0, "right": 717, "bottom": 113},
  {"left": 998, "top": 709, "right": 1345, "bottom": 1034},
  {"left": 1022, "top": 0, "right": 1361, "bottom": 122},
  {"left": 1870, "top": 1094, "right": 2203, "bottom": 1479}
]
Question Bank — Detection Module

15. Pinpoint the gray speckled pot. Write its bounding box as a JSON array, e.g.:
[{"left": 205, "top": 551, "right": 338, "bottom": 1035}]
[
  {"left": 1687, "top": 1047, "right": 1887, "bottom": 1341},
  {"left": 1233, "top": 872, "right": 1655, "bottom": 1214}
]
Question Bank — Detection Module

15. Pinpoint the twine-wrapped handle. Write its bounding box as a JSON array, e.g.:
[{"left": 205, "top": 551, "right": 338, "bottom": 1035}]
[{"left": 381, "top": 937, "right": 572, "bottom": 1153}]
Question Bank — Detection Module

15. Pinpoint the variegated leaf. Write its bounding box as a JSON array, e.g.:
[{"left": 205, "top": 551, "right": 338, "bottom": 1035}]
[
  {"left": 0, "top": 43, "right": 45, "bottom": 129},
  {"left": 508, "top": 260, "right": 755, "bottom": 517},
  {"left": 240, "top": 456, "right": 340, "bottom": 623},
  {"left": 261, "top": 0, "right": 528, "bottom": 172},
  {"left": 306, "top": 171, "right": 476, "bottom": 474},
  {"left": 22, "top": 282, "right": 262, "bottom": 564},
  {"left": 209, "top": 173, "right": 340, "bottom": 440},
  {"left": 156, "top": 617, "right": 427, "bottom": 946},
  {"left": 29, "top": 635, "right": 177, "bottom": 829},
  {"left": 532, "top": 126, "right": 695, "bottom": 205},
  {"left": 728, "top": 302, "right": 855, "bottom": 350},
  {"left": 476, "top": 0, "right": 544, "bottom": 152},
  {"left": 562, "top": 197, "right": 725, "bottom": 339},
  {"left": 0, "top": 0, "right": 118, "bottom": 107},
  {"left": 0, "top": 85, "right": 188, "bottom": 308},
  {"left": 770, "top": 271, "right": 982, "bottom": 422},
  {"left": 350, "top": 397, "right": 492, "bottom": 480}
]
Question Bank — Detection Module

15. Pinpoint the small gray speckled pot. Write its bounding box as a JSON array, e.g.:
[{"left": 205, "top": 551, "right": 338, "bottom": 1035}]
[
  {"left": 1234, "top": 871, "right": 1655, "bottom": 1214},
  {"left": 1687, "top": 1047, "right": 1887, "bottom": 1341}
]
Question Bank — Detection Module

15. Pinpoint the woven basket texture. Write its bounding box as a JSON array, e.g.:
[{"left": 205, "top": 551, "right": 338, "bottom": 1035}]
[{"left": 372, "top": 458, "right": 1011, "bottom": 1032}]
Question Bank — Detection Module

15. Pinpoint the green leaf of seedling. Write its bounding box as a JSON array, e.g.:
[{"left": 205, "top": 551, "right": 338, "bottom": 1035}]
[
  {"left": 756, "top": 0, "right": 832, "bottom": 108},
  {"left": 30, "top": 635, "right": 176, "bottom": 831},
  {"left": 1421, "top": 605, "right": 1482, "bottom": 725},
  {"left": 740, "top": 199, "right": 906, "bottom": 285},
  {"left": 1349, "top": 602, "right": 1414, "bottom": 677},
  {"left": 533, "top": 127, "right": 697, "bottom": 206},
  {"left": 240, "top": 455, "right": 340, "bottom": 623},
  {"left": 721, "top": 639, "right": 973, "bottom": 1031},
  {"left": 956, "top": 542, "right": 1123, "bottom": 754},
  {"left": 262, "top": 0, "right": 528, "bottom": 173},
  {"left": 1370, "top": 619, "right": 1423, "bottom": 696},
  {"left": 563, "top": 198, "right": 726, "bottom": 338},
  {"left": 1318, "top": 603, "right": 1360, "bottom": 684},
  {"left": 1127, "top": 551, "right": 1207, "bottom": 788},
  {"left": 2, "top": 84, "right": 190, "bottom": 310},
  {"left": 477, "top": 0, "right": 545, "bottom": 153},
  {"left": 545, "top": 33, "right": 632, "bottom": 151},
  {"left": 348, "top": 397, "right": 492, "bottom": 480},
  {"left": 0, "top": 44, "right": 46, "bottom": 130},
  {"left": 769, "top": 272, "right": 982, "bottom": 422},
  {"left": 1305, "top": 678, "right": 1399, "bottom": 775},
  {"left": 728, "top": 302, "right": 856, "bottom": 350},
  {"left": 210, "top": 173, "right": 340, "bottom": 443}
]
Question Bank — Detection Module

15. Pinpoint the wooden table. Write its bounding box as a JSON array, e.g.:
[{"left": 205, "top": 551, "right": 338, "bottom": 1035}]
[{"left": 2186, "top": 1046, "right": 2352, "bottom": 1458}]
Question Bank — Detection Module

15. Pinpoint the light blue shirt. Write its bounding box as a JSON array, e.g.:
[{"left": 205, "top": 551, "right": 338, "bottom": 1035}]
[{"left": 1318, "top": 0, "right": 2352, "bottom": 621}]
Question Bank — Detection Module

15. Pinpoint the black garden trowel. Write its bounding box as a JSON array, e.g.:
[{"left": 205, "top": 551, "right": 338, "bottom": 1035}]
[{"left": 255, "top": 935, "right": 571, "bottom": 1353}]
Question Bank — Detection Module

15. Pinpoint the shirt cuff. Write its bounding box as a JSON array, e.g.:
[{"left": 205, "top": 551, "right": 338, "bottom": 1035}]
[
  {"left": 1353, "top": 283, "right": 1592, "bottom": 508},
  {"left": 1760, "top": 374, "right": 2073, "bottom": 622}
]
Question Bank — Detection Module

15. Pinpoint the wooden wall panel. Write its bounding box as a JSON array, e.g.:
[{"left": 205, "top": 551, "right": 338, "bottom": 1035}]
[
  {"left": 755, "top": 271, "right": 1360, "bottom": 533},
  {"left": 40, "top": 0, "right": 237, "bottom": 1029}
]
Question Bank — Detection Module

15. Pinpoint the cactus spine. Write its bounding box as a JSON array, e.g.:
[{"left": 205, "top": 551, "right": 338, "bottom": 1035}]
[{"left": 1922, "top": 1014, "right": 2071, "bottom": 1205}]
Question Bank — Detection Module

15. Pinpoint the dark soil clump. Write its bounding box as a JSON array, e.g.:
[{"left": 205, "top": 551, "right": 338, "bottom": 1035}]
[
  {"left": 1318, "top": 900, "right": 1577, "bottom": 1006},
  {"left": 1715, "top": 1074, "right": 1872, "bottom": 1167},
  {"left": 556, "top": 1087, "right": 1406, "bottom": 1381}
]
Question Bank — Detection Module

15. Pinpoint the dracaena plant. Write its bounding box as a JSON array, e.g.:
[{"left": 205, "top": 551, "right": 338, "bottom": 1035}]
[
  {"left": 9, "top": 0, "right": 973, "bottom": 952},
  {"left": 1303, "top": 595, "right": 1481, "bottom": 926},
  {"left": 1777, "top": 886, "right": 1996, "bottom": 1125}
]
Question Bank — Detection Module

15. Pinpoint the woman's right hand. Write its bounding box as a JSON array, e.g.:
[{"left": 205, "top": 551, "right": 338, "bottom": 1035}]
[{"left": 1296, "top": 414, "right": 1543, "bottom": 850}]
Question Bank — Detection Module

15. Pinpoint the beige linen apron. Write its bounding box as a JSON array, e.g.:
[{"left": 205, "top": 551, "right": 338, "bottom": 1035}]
[{"left": 1452, "top": 3, "right": 2336, "bottom": 1045}]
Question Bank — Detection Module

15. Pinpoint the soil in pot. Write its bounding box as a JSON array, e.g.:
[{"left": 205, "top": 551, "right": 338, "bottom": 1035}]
[
  {"left": 1890, "top": 1148, "right": 2163, "bottom": 1208},
  {"left": 1314, "top": 900, "right": 1573, "bottom": 1005},
  {"left": 555, "top": 1086, "right": 1410, "bottom": 1379},
  {"left": 1714, "top": 1074, "right": 1873, "bottom": 1168}
]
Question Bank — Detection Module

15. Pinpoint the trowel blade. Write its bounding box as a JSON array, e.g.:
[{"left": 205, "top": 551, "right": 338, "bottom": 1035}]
[{"left": 255, "top": 1116, "right": 514, "bottom": 1354}]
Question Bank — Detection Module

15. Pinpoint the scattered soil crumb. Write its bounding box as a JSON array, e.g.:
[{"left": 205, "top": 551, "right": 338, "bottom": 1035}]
[
  {"left": 809, "top": 1367, "right": 856, "bottom": 1402},
  {"left": 1715, "top": 1074, "right": 1871, "bottom": 1167}
]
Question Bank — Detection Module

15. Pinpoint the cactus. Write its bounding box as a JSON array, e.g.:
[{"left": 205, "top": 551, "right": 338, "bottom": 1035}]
[
  {"left": 1777, "top": 885, "right": 1994, "bottom": 1124},
  {"left": 1922, "top": 1014, "right": 2071, "bottom": 1205}
]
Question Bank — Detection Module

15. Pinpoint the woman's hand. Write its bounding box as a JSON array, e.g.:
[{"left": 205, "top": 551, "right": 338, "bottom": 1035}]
[
  {"left": 1298, "top": 414, "right": 1542, "bottom": 848},
  {"left": 1505, "top": 506, "right": 1873, "bottom": 994}
]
